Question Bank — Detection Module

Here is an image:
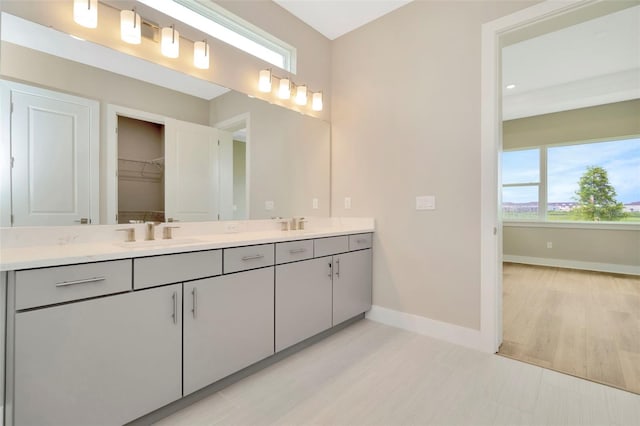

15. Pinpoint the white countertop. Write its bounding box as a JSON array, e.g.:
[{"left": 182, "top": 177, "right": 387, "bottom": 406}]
[{"left": 0, "top": 218, "right": 374, "bottom": 271}]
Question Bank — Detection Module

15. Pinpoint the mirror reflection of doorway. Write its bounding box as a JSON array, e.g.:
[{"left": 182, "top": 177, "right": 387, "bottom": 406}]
[{"left": 117, "top": 116, "right": 165, "bottom": 224}]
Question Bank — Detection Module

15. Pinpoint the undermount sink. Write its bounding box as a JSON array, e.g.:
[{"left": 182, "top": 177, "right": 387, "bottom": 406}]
[{"left": 115, "top": 238, "right": 203, "bottom": 249}]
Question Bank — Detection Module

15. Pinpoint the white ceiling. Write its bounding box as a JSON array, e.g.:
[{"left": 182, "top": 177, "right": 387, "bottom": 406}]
[
  {"left": 274, "top": 0, "right": 412, "bottom": 40},
  {"left": 502, "top": 5, "right": 640, "bottom": 120}
]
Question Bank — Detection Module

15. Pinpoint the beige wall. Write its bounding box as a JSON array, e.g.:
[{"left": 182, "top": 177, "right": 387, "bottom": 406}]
[
  {"left": 330, "top": 1, "right": 537, "bottom": 330},
  {"left": 233, "top": 140, "right": 247, "bottom": 220},
  {"left": 0, "top": 0, "right": 331, "bottom": 120},
  {"left": 0, "top": 42, "right": 211, "bottom": 124},
  {"left": 503, "top": 99, "right": 640, "bottom": 150},
  {"left": 210, "top": 90, "right": 330, "bottom": 219},
  {"left": 504, "top": 226, "right": 640, "bottom": 266}
]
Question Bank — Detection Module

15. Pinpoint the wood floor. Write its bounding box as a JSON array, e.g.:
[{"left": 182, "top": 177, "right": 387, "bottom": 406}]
[
  {"left": 155, "top": 319, "right": 640, "bottom": 425},
  {"left": 500, "top": 262, "right": 640, "bottom": 395}
]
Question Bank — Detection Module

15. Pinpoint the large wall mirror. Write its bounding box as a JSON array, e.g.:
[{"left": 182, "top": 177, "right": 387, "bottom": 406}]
[{"left": 0, "top": 5, "right": 330, "bottom": 227}]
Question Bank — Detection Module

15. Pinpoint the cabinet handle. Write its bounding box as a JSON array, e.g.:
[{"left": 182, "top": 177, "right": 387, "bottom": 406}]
[
  {"left": 328, "top": 262, "right": 332, "bottom": 278},
  {"left": 172, "top": 291, "right": 177, "bottom": 325},
  {"left": 55, "top": 276, "right": 105, "bottom": 287},
  {"left": 335, "top": 258, "right": 340, "bottom": 278},
  {"left": 289, "top": 248, "right": 306, "bottom": 254},
  {"left": 241, "top": 254, "right": 264, "bottom": 261},
  {"left": 192, "top": 288, "right": 197, "bottom": 319},
  {"left": 356, "top": 238, "right": 368, "bottom": 244}
]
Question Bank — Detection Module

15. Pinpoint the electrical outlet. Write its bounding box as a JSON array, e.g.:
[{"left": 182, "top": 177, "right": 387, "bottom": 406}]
[
  {"left": 547, "top": 242, "right": 553, "bottom": 249},
  {"left": 312, "top": 198, "right": 319, "bottom": 209},
  {"left": 265, "top": 200, "right": 274, "bottom": 210},
  {"left": 344, "top": 197, "right": 352, "bottom": 209}
]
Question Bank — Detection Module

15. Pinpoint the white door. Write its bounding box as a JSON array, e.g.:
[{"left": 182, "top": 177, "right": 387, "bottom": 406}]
[
  {"left": 165, "top": 119, "right": 219, "bottom": 222},
  {"left": 5, "top": 82, "right": 99, "bottom": 226},
  {"left": 218, "top": 129, "right": 234, "bottom": 220}
]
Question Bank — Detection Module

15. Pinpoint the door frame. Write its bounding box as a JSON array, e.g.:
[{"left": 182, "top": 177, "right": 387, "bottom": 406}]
[
  {"left": 479, "top": 0, "right": 594, "bottom": 353},
  {"left": 214, "top": 113, "right": 251, "bottom": 220},
  {"left": 105, "top": 104, "right": 167, "bottom": 225}
]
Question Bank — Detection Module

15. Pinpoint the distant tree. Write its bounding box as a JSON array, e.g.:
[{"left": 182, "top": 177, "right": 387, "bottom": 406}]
[{"left": 573, "top": 166, "right": 626, "bottom": 221}]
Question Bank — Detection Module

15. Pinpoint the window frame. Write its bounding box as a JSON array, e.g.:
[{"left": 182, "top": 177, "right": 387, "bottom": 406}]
[
  {"left": 502, "top": 135, "right": 639, "bottom": 226},
  {"left": 142, "top": 0, "right": 297, "bottom": 73}
]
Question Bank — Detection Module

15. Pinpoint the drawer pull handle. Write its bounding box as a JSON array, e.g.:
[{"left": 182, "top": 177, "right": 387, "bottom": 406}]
[
  {"left": 356, "top": 239, "right": 368, "bottom": 244},
  {"left": 172, "top": 291, "right": 178, "bottom": 325},
  {"left": 192, "top": 288, "right": 197, "bottom": 319},
  {"left": 289, "top": 248, "right": 306, "bottom": 254},
  {"left": 55, "top": 277, "right": 106, "bottom": 287},
  {"left": 241, "top": 254, "right": 264, "bottom": 261}
]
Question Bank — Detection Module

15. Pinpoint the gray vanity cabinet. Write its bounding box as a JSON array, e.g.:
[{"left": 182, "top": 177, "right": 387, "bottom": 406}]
[
  {"left": 332, "top": 249, "right": 373, "bottom": 325},
  {"left": 275, "top": 257, "right": 333, "bottom": 351},
  {"left": 12, "top": 284, "right": 183, "bottom": 426},
  {"left": 183, "top": 267, "right": 275, "bottom": 395}
]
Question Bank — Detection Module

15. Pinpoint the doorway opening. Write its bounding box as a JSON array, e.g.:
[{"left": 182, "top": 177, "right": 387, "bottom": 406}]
[
  {"left": 493, "top": 2, "right": 640, "bottom": 394},
  {"left": 117, "top": 116, "right": 165, "bottom": 224}
]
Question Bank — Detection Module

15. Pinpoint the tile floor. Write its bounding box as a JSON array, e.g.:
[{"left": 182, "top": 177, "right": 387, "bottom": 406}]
[{"left": 155, "top": 319, "right": 640, "bottom": 425}]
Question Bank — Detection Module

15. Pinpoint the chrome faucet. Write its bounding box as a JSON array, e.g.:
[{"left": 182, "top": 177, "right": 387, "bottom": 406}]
[
  {"left": 290, "top": 217, "right": 307, "bottom": 231},
  {"left": 145, "top": 222, "right": 158, "bottom": 241}
]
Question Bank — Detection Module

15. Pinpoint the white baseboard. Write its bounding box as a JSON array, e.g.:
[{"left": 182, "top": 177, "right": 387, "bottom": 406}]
[
  {"left": 503, "top": 255, "right": 640, "bottom": 276},
  {"left": 365, "top": 305, "right": 484, "bottom": 352}
]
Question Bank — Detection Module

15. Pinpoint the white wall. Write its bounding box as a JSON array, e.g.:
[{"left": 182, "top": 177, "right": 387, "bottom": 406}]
[{"left": 331, "top": 0, "right": 538, "bottom": 330}]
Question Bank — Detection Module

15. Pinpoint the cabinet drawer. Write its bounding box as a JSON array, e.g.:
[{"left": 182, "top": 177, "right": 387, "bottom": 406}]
[
  {"left": 314, "top": 236, "right": 349, "bottom": 257},
  {"left": 134, "top": 250, "right": 222, "bottom": 290},
  {"left": 349, "top": 233, "right": 372, "bottom": 250},
  {"left": 224, "top": 244, "right": 274, "bottom": 274},
  {"left": 15, "top": 260, "right": 132, "bottom": 310},
  {"left": 275, "top": 240, "right": 314, "bottom": 264}
]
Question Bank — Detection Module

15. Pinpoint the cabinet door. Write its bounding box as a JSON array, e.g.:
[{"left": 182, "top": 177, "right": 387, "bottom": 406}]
[
  {"left": 333, "top": 249, "right": 373, "bottom": 325},
  {"left": 13, "top": 285, "right": 182, "bottom": 426},
  {"left": 183, "top": 267, "right": 274, "bottom": 395},
  {"left": 275, "top": 257, "right": 332, "bottom": 351}
]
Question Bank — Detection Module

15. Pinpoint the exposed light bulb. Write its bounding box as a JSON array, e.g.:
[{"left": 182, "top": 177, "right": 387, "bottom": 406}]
[
  {"left": 312, "top": 92, "right": 323, "bottom": 111},
  {"left": 194, "top": 40, "right": 210, "bottom": 69},
  {"left": 120, "top": 9, "right": 141, "bottom": 44},
  {"left": 161, "top": 26, "right": 180, "bottom": 58},
  {"left": 278, "top": 78, "right": 291, "bottom": 99},
  {"left": 295, "top": 85, "right": 308, "bottom": 105},
  {"left": 258, "top": 69, "right": 272, "bottom": 92},
  {"left": 73, "top": 0, "right": 98, "bottom": 29}
]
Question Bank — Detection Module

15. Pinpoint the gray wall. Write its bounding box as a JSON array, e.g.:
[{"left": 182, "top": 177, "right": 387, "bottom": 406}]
[
  {"left": 330, "top": 0, "right": 538, "bottom": 331},
  {"left": 503, "top": 100, "right": 640, "bottom": 269}
]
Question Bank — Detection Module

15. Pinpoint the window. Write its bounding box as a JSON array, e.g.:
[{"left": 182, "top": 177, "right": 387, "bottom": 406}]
[
  {"left": 502, "top": 148, "right": 541, "bottom": 220},
  {"left": 138, "top": 0, "right": 297, "bottom": 72},
  {"left": 502, "top": 137, "right": 640, "bottom": 223}
]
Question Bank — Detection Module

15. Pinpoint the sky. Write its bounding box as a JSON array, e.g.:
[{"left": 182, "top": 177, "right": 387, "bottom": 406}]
[{"left": 502, "top": 137, "right": 640, "bottom": 204}]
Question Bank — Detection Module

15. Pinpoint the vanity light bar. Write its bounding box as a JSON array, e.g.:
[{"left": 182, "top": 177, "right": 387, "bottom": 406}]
[
  {"left": 72, "top": 1, "right": 212, "bottom": 70},
  {"left": 258, "top": 69, "right": 323, "bottom": 111}
]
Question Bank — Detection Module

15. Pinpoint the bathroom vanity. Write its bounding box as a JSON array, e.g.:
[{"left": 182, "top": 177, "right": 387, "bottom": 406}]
[{"left": 0, "top": 218, "right": 373, "bottom": 426}]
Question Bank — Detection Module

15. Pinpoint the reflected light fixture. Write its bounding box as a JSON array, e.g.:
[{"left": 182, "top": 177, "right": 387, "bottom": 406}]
[
  {"left": 73, "top": 0, "right": 98, "bottom": 28},
  {"left": 161, "top": 25, "right": 180, "bottom": 58},
  {"left": 295, "top": 85, "right": 307, "bottom": 105},
  {"left": 194, "top": 40, "right": 210, "bottom": 69},
  {"left": 258, "top": 69, "right": 272, "bottom": 92},
  {"left": 506, "top": 84, "right": 516, "bottom": 89},
  {"left": 312, "top": 92, "right": 323, "bottom": 111},
  {"left": 278, "top": 77, "right": 291, "bottom": 99},
  {"left": 120, "top": 9, "right": 141, "bottom": 44}
]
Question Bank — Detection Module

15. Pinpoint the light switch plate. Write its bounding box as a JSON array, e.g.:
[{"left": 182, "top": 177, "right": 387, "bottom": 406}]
[
  {"left": 416, "top": 195, "right": 436, "bottom": 210},
  {"left": 265, "top": 200, "right": 274, "bottom": 210},
  {"left": 344, "top": 197, "right": 352, "bottom": 209},
  {"left": 312, "top": 198, "right": 319, "bottom": 209}
]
